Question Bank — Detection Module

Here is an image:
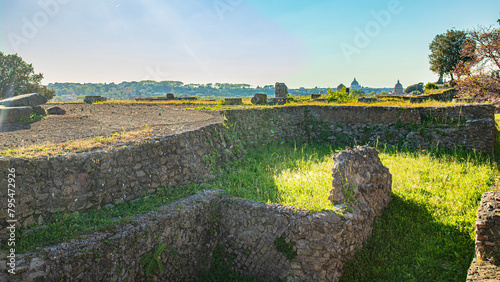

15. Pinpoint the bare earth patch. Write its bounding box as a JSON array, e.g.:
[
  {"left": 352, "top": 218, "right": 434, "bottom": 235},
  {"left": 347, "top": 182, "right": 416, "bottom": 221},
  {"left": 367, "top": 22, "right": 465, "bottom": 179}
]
[{"left": 0, "top": 103, "right": 223, "bottom": 149}]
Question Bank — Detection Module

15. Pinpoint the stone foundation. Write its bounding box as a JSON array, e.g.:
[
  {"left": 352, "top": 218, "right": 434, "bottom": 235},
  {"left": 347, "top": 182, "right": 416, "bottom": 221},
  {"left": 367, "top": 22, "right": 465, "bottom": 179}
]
[{"left": 467, "top": 191, "right": 500, "bottom": 281}]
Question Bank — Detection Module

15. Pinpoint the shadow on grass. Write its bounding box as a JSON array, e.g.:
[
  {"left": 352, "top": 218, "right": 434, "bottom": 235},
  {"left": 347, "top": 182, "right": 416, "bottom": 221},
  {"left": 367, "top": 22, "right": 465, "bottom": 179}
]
[{"left": 339, "top": 194, "right": 474, "bottom": 281}]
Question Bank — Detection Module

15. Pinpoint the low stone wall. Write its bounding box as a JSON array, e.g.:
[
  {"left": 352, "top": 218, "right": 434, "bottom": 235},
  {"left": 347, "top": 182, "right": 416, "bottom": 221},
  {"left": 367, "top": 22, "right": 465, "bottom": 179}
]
[
  {"left": 0, "top": 124, "right": 237, "bottom": 237},
  {"left": 0, "top": 190, "right": 223, "bottom": 281},
  {"left": 467, "top": 191, "right": 500, "bottom": 281},
  {"left": 1, "top": 146, "right": 393, "bottom": 282},
  {"left": 221, "top": 104, "right": 496, "bottom": 153}
]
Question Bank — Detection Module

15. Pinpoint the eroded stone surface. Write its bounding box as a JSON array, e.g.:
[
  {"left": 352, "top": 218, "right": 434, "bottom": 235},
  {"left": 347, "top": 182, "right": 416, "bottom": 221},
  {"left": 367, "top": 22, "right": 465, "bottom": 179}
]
[
  {"left": 0, "top": 93, "right": 47, "bottom": 108},
  {"left": 328, "top": 146, "right": 392, "bottom": 219},
  {"left": 251, "top": 93, "right": 267, "bottom": 105},
  {"left": 467, "top": 191, "right": 500, "bottom": 281},
  {"left": 275, "top": 82, "right": 288, "bottom": 98}
]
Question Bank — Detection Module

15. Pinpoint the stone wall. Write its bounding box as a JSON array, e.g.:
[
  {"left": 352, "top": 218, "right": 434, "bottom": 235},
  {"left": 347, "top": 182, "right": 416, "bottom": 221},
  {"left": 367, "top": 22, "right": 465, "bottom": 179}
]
[
  {"left": 467, "top": 191, "right": 500, "bottom": 281},
  {"left": 2, "top": 146, "right": 392, "bottom": 281},
  {"left": 0, "top": 124, "right": 238, "bottom": 237},
  {"left": 2, "top": 104, "right": 493, "bottom": 232},
  {"left": 221, "top": 104, "right": 496, "bottom": 154},
  {"left": 218, "top": 146, "right": 392, "bottom": 281},
  {"left": 0, "top": 190, "right": 223, "bottom": 281},
  {"left": 0, "top": 104, "right": 496, "bottom": 280}
]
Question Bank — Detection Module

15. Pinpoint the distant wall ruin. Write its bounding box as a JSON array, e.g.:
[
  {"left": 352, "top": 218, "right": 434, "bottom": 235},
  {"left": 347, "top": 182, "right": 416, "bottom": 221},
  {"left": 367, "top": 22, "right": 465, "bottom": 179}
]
[{"left": 221, "top": 104, "right": 496, "bottom": 154}]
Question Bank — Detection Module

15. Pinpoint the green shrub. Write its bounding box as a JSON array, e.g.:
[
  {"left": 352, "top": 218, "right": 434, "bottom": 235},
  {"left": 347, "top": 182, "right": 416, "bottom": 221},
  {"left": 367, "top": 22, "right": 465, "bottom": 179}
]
[{"left": 425, "top": 82, "right": 439, "bottom": 91}]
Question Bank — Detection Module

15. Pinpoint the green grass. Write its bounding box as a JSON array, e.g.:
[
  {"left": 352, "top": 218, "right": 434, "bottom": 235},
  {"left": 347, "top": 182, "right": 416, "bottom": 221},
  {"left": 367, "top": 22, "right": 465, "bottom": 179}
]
[
  {"left": 339, "top": 148, "right": 496, "bottom": 281},
  {"left": 203, "top": 143, "right": 497, "bottom": 281},
  {"left": 204, "top": 142, "right": 339, "bottom": 212},
  {"left": 13, "top": 184, "right": 202, "bottom": 254}
]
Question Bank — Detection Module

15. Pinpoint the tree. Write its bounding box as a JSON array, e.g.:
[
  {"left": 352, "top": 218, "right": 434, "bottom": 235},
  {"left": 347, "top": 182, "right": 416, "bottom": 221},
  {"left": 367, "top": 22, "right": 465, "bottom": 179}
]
[
  {"left": 429, "top": 30, "right": 469, "bottom": 81},
  {"left": 0, "top": 52, "right": 54, "bottom": 100},
  {"left": 454, "top": 19, "right": 500, "bottom": 102},
  {"left": 405, "top": 83, "right": 424, "bottom": 95},
  {"left": 327, "top": 87, "right": 357, "bottom": 103}
]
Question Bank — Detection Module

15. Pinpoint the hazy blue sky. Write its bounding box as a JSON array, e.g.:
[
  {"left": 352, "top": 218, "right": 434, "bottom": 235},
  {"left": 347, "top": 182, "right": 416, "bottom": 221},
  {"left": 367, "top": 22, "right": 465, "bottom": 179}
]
[{"left": 1, "top": 0, "right": 499, "bottom": 88}]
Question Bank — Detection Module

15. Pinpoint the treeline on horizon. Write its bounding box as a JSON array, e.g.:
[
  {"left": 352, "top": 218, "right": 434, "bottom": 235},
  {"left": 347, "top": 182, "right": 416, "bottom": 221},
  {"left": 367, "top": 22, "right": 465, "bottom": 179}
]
[
  {"left": 48, "top": 81, "right": 279, "bottom": 101},
  {"left": 47, "top": 80, "right": 391, "bottom": 101}
]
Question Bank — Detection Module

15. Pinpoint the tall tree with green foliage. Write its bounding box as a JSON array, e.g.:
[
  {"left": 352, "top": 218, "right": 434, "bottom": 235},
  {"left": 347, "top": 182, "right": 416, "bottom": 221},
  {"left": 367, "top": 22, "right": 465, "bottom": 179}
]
[
  {"left": 0, "top": 52, "right": 55, "bottom": 100},
  {"left": 429, "top": 30, "right": 469, "bottom": 81}
]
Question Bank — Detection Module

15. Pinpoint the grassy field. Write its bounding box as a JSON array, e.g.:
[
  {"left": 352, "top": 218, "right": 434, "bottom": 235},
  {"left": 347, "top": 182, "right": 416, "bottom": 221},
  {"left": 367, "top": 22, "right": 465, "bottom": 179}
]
[{"left": 8, "top": 115, "right": 500, "bottom": 280}]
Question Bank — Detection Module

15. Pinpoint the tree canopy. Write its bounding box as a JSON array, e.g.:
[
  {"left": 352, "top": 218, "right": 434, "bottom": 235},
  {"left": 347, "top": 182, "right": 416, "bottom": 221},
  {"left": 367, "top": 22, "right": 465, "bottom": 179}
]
[
  {"left": 454, "top": 19, "right": 500, "bottom": 102},
  {"left": 405, "top": 83, "right": 424, "bottom": 95},
  {"left": 429, "top": 30, "right": 469, "bottom": 81},
  {"left": 0, "top": 52, "right": 55, "bottom": 100}
]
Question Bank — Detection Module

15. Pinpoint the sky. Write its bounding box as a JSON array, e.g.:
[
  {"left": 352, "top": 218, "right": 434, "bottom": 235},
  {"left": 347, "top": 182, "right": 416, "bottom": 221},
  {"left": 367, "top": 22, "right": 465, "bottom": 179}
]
[{"left": 0, "top": 0, "right": 499, "bottom": 89}]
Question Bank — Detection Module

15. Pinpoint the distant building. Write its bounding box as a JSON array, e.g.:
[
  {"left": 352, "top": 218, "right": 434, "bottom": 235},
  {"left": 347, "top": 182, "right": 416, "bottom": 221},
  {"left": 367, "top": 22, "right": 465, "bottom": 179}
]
[
  {"left": 350, "top": 78, "right": 361, "bottom": 91},
  {"left": 394, "top": 80, "right": 404, "bottom": 95},
  {"left": 336, "top": 84, "right": 346, "bottom": 92}
]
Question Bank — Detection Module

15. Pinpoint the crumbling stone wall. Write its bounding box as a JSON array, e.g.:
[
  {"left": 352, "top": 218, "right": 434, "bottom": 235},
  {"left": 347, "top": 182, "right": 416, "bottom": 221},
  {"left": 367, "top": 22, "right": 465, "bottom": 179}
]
[
  {"left": 1, "top": 146, "right": 392, "bottom": 282},
  {"left": 467, "top": 191, "right": 500, "bottom": 281},
  {"left": 0, "top": 124, "right": 238, "bottom": 237},
  {"left": 0, "top": 190, "right": 224, "bottom": 282},
  {"left": 221, "top": 104, "right": 496, "bottom": 153}
]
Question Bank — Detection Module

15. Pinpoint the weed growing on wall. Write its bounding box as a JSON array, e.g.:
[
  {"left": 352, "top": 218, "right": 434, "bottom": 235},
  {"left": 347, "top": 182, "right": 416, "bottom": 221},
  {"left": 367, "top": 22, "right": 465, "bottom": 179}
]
[
  {"left": 140, "top": 243, "right": 167, "bottom": 277},
  {"left": 203, "top": 121, "right": 245, "bottom": 174},
  {"left": 274, "top": 236, "right": 298, "bottom": 260}
]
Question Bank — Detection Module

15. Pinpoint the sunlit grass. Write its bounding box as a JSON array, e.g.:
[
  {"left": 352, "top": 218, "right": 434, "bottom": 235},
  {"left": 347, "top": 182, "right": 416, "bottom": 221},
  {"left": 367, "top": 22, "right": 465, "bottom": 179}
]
[
  {"left": 340, "top": 147, "right": 497, "bottom": 281},
  {"left": 204, "top": 142, "right": 497, "bottom": 280},
  {"left": 0, "top": 125, "right": 152, "bottom": 158}
]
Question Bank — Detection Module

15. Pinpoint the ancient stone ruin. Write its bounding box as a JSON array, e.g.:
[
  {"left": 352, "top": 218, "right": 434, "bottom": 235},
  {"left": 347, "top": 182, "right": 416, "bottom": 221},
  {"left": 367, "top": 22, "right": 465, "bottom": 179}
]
[
  {"left": 251, "top": 93, "right": 267, "bottom": 105},
  {"left": 46, "top": 106, "right": 66, "bottom": 115},
  {"left": 467, "top": 191, "right": 500, "bottom": 281},
  {"left": 275, "top": 82, "right": 288, "bottom": 98},
  {"left": 0, "top": 146, "right": 393, "bottom": 281},
  {"left": 267, "top": 97, "right": 286, "bottom": 105},
  {"left": 83, "top": 95, "right": 107, "bottom": 103},
  {"left": 223, "top": 98, "right": 243, "bottom": 105},
  {"left": 329, "top": 146, "right": 392, "bottom": 216},
  {"left": 0, "top": 93, "right": 47, "bottom": 123}
]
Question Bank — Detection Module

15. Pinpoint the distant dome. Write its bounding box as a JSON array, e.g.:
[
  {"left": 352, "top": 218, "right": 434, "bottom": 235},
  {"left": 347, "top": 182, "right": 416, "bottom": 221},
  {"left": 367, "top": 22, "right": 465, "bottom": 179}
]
[
  {"left": 394, "top": 80, "right": 403, "bottom": 95},
  {"left": 336, "top": 84, "right": 346, "bottom": 92},
  {"left": 350, "top": 78, "right": 361, "bottom": 91}
]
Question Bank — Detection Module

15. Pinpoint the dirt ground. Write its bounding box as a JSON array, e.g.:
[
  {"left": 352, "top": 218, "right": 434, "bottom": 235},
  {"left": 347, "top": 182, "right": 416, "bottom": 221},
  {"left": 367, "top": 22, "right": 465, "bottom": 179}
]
[{"left": 0, "top": 103, "right": 224, "bottom": 149}]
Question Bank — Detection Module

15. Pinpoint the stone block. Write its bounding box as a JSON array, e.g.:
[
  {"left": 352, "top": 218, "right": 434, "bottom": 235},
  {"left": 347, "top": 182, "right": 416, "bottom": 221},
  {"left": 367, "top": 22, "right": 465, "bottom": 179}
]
[
  {"left": 251, "top": 93, "right": 267, "bottom": 105},
  {"left": 0, "top": 93, "right": 47, "bottom": 107},
  {"left": 224, "top": 98, "right": 243, "bottom": 105},
  {"left": 0, "top": 105, "right": 33, "bottom": 123}
]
